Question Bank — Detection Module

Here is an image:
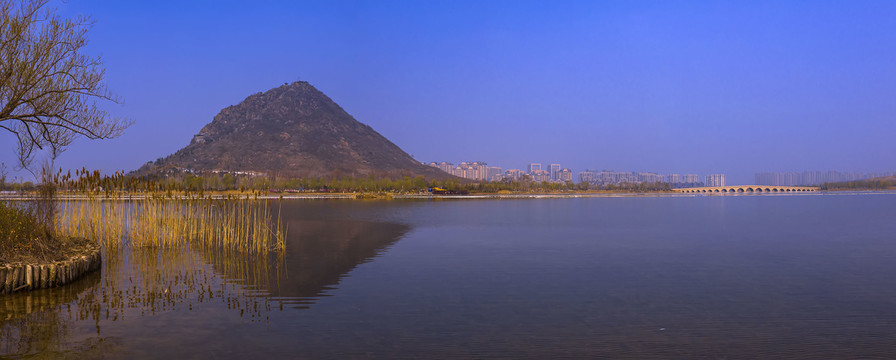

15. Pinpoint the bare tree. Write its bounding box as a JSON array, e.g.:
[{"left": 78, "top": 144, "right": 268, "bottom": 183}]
[
  {"left": 0, "top": 0, "right": 131, "bottom": 169},
  {"left": 0, "top": 162, "right": 6, "bottom": 189}
]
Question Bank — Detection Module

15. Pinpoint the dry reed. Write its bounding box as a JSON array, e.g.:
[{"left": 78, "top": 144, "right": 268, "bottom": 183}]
[
  {"left": 55, "top": 195, "right": 286, "bottom": 254},
  {"left": 45, "top": 169, "right": 286, "bottom": 254}
]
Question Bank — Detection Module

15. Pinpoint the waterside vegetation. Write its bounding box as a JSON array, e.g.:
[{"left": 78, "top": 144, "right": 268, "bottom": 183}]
[
  {"left": 820, "top": 177, "right": 896, "bottom": 191},
  {"left": 0, "top": 168, "right": 95, "bottom": 265},
  {"left": 2, "top": 169, "right": 287, "bottom": 269},
  {"left": 1, "top": 170, "right": 672, "bottom": 195}
]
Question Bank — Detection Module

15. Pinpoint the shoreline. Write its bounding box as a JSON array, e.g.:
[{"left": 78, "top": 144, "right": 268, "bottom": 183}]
[
  {"left": 1, "top": 243, "right": 102, "bottom": 295},
  {"left": 2, "top": 189, "right": 895, "bottom": 201}
]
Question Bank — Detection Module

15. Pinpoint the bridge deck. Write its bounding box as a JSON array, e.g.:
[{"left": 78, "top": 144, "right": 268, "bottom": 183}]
[{"left": 673, "top": 185, "right": 819, "bottom": 193}]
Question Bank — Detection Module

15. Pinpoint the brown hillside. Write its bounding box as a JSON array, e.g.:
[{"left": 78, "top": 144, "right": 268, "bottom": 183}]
[{"left": 137, "top": 81, "right": 453, "bottom": 180}]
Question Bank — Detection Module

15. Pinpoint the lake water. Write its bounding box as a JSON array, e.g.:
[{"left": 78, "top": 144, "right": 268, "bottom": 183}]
[{"left": 3, "top": 192, "right": 896, "bottom": 358}]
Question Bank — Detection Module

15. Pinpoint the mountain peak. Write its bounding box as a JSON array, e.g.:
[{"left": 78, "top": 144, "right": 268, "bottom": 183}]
[{"left": 138, "top": 82, "right": 452, "bottom": 180}]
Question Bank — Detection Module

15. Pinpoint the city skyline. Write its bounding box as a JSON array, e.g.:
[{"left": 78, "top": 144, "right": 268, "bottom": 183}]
[
  {"left": 429, "top": 159, "right": 726, "bottom": 187},
  {"left": 756, "top": 171, "right": 894, "bottom": 186},
  {"left": 428, "top": 158, "right": 892, "bottom": 186}
]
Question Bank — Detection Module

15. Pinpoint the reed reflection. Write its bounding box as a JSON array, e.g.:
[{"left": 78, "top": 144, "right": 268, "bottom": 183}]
[
  {"left": 0, "top": 271, "right": 101, "bottom": 356},
  {"left": 2, "top": 207, "right": 410, "bottom": 357}
]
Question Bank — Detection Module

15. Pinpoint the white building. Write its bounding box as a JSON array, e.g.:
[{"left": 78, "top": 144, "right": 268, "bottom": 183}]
[
  {"left": 530, "top": 169, "right": 550, "bottom": 182},
  {"left": 557, "top": 168, "right": 573, "bottom": 182},
  {"left": 549, "top": 164, "right": 561, "bottom": 180},
  {"left": 427, "top": 161, "right": 455, "bottom": 174},
  {"left": 487, "top": 166, "right": 503, "bottom": 182},
  {"left": 683, "top": 174, "right": 700, "bottom": 184},
  {"left": 527, "top": 163, "right": 542, "bottom": 174},
  {"left": 704, "top": 174, "right": 726, "bottom": 187},
  {"left": 504, "top": 169, "right": 524, "bottom": 181}
]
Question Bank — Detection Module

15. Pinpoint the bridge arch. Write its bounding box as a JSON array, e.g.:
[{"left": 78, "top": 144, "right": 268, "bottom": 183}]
[{"left": 673, "top": 185, "right": 817, "bottom": 193}]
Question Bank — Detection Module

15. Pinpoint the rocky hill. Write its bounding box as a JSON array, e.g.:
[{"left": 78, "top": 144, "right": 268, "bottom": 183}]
[{"left": 137, "top": 81, "right": 452, "bottom": 180}]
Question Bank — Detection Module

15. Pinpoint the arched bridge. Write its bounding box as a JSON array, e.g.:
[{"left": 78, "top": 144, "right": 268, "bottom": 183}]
[{"left": 673, "top": 185, "right": 819, "bottom": 193}]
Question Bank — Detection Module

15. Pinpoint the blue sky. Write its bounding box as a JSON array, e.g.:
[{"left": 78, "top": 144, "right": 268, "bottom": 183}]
[{"left": 2, "top": 0, "right": 894, "bottom": 184}]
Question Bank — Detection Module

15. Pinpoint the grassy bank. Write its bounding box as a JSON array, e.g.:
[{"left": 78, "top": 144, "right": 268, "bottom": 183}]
[
  {"left": 2, "top": 169, "right": 289, "bottom": 267},
  {"left": 0, "top": 201, "right": 95, "bottom": 265}
]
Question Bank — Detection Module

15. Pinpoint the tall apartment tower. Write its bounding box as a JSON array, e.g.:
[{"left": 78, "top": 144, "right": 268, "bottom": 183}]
[
  {"left": 505, "top": 169, "right": 524, "bottom": 180},
  {"left": 705, "top": 174, "right": 726, "bottom": 187},
  {"left": 487, "top": 167, "right": 503, "bottom": 181},
  {"left": 557, "top": 168, "right": 573, "bottom": 182},
  {"left": 683, "top": 174, "right": 700, "bottom": 184},
  {"left": 527, "top": 163, "right": 542, "bottom": 174},
  {"left": 549, "top": 164, "right": 561, "bottom": 180}
]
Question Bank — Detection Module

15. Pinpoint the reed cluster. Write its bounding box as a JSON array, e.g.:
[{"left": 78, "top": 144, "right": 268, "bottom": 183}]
[
  {"left": 125, "top": 196, "right": 286, "bottom": 253},
  {"left": 4, "top": 168, "right": 286, "bottom": 261},
  {"left": 55, "top": 199, "right": 125, "bottom": 251},
  {"left": 47, "top": 169, "right": 287, "bottom": 254},
  {"left": 54, "top": 196, "right": 285, "bottom": 254}
]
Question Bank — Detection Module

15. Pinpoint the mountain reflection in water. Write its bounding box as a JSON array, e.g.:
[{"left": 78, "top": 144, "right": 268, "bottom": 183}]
[
  {"left": 202, "top": 218, "right": 409, "bottom": 306},
  {"left": 5, "top": 196, "right": 896, "bottom": 358},
  {"left": 0, "top": 208, "right": 409, "bottom": 357}
]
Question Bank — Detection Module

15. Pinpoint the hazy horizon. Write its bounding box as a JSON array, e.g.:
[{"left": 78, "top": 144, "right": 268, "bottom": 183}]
[{"left": 2, "top": 1, "right": 894, "bottom": 184}]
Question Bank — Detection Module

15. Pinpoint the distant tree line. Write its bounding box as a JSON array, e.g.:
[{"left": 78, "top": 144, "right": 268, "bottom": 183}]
[
  {"left": 1, "top": 169, "right": 678, "bottom": 194},
  {"left": 820, "top": 179, "right": 895, "bottom": 190},
  {"left": 165, "top": 173, "right": 675, "bottom": 194}
]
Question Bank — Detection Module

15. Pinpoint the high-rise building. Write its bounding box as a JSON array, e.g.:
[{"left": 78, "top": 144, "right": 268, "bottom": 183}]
[
  {"left": 438, "top": 162, "right": 453, "bottom": 174},
  {"left": 557, "top": 168, "right": 573, "bottom": 182},
  {"left": 530, "top": 169, "right": 550, "bottom": 182},
  {"left": 576, "top": 169, "right": 669, "bottom": 185},
  {"left": 549, "top": 164, "right": 561, "bottom": 180},
  {"left": 666, "top": 174, "right": 680, "bottom": 184},
  {"left": 638, "top": 172, "right": 664, "bottom": 183},
  {"left": 487, "top": 167, "right": 503, "bottom": 182},
  {"left": 453, "top": 161, "right": 488, "bottom": 181},
  {"left": 527, "top": 163, "right": 542, "bottom": 174},
  {"left": 428, "top": 161, "right": 455, "bottom": 174},
  {"left": 504, "top": 169, "right": 524, "bottom": 181},
  {"left": 755, "top": 172, "right": 775, "bottom": 185},
  {"left": 578, "top": 170, "right": 596, "bottom": 183},
  {"left": 705, "top": 174, "right": 725, "bottom": 187},
  {"left": 683, "top": 174, "right": 700, "bottom": 184}
]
